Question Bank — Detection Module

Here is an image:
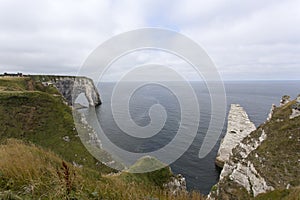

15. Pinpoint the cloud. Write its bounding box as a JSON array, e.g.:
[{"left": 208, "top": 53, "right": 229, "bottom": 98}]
[
  {"left": 99, "top": 49, "right": 199, "bottom": 82},
  {"left": 0, "top": 0, "right": 146, "bottom": 74},
  {"left": 169, "top": 0, "right": 300, "bottom": 80},
  {"left": 0, "top": 0, "right": 299, "bottom": 80}
]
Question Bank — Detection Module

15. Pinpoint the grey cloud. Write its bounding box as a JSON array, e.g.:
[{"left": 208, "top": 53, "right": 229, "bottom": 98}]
[{"left": 0, "top": 0, "right": 298, "bottom": 80}]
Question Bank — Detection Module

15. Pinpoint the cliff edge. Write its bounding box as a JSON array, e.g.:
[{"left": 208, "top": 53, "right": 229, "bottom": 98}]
[
  {"left": 215, "top": 104, "right": 256, "bottom": 168},
  {"left": 209, "top": 97, "right": 300, "bottom": 199},
  {"left": 0, "top": 75, "right": 203, "bottom": 199},
  {"left": 31, "top": 75, "right": 101, "bottom": 107}
]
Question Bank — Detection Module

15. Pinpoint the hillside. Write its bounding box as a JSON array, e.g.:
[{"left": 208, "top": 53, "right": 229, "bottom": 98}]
[
  {"left": 210, "top": 98, "right": 300, "bottom": 199},
  {"left": 0, "top": 76, "right": 204, "bottom": 199},
  {"left": 0, "top": 76, "right": 112, "bottom": 174},
  {"left": 0, "top": 139, "right": 183, "bottom": 199}
]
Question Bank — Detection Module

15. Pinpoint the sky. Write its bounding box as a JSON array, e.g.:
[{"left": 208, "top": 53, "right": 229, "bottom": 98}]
[{"left": 0, "top": 0, "right": 299, "bottom": 80}]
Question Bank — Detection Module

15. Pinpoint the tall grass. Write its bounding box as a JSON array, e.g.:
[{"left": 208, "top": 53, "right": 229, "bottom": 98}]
[
  {"left": 0, "top": 139, "right": 205, "bottom": 199},
  {"left": 0, "top": 139, "right": 68, "bottom": 198}
]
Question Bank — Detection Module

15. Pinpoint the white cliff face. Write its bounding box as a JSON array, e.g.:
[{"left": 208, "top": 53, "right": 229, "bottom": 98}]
[
  {"left": 220, "top": 160, "right": 273, "bottom": 197},
  {"left": 78, "top": 112, "right": 102, "bottom": 149},
  {"left": 218, "top": 129, "right": 273, "bottom": 197},
  {"left": 52, "top": 76, "right": 101, "bottom": 107},
  {"left": 210, "top": 105, "right": 274, "bottom": 199},
  {"left": 266, "top": 104, "right": 276, "bottom": 121},
  {"left": 280, "top": 95, "right": 290, "bottom": 106},
  {"left": 290, "top": 109, "right": 300, "bottom": 119},
  {"left": 209, "top": 98, "right": 300, "bottom": 199},
  {"left": 215, "top": 104, "right": 256, "bottom": 168},
  {"left": 290, "top": 101, "right": 300, "bottom": 119},
  {"left": 163, "top": 174, "right": 187, "bottom": 195}
]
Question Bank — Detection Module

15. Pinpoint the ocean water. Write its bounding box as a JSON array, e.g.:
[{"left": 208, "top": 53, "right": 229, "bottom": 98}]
[{"left": 94, "top": 80, "right": 299, "bottom": 194}]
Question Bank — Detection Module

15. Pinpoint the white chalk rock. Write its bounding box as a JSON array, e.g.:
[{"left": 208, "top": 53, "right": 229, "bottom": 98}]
[{"left": 215, "top": 104, "right": 256, "bottom": 168}]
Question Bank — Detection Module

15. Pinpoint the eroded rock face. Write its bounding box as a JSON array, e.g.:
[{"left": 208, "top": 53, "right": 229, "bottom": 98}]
[
  {"left": 217, "top": 129, "right": 273, "bottom": 197},
  {"left": 215, "top": 104, "right": 256, "bottom": 168},
  {"left": 280, "top": 95, "right": 290, "bottom": 106},
  {"left": 209, "top": 98, "right": 300, "bottom": 199},
  {"left": 163, "top": 174, "right": 187, "bottom": 195},
  {"left": 52, "top": 77, "right": 101, "bottom": 107},
  {"left": 290, "top": 108, "right": 300, "bottom": 119},
  {"left": 209, "top": 106, "right": 274, "bottom": 199},
  {"left": 267, "top": 104, "right": 276, "bottom": 121}
]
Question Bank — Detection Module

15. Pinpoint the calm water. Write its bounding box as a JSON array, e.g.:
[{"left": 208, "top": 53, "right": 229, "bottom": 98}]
[{"left": 95, "top": 81, "right": 299, "bottom": 194}]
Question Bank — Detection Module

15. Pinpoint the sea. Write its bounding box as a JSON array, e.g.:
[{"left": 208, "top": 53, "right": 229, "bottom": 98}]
[{"left": 93, "top": 80, "right": 299, "bottom": 194}]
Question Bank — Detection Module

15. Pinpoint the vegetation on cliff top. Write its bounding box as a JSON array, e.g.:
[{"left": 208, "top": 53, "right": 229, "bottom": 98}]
[
  {"left": 212, "top": 98, "right": 300, "bottom": 199},
  {"left": 0, "top": 76, "right": 204, "bottom": 199},
  {"left": 250, "top": 100, "right": 300, "bottom": 188},
  {"left": 0, "top": 76, "right": 112, "bottom": 174},
  {"left": 0, "top": 139, "right": 199, "bottom": 199}
]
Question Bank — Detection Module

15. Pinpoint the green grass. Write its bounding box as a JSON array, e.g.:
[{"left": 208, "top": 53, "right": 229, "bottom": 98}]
[
  {"left": 212, "top": 100, "right": 300, "bottom": 199},
  {"left": 248, "top": 101, "right": 300, "bottom": 188},
  {"left": 0, "top": 139, "right": 72, "bottom": 199},
  {"left": 255, "top": 187, "right": 300, "bottom": 200},
  {"left": 0, "top": 76, "right": 60, "bottom": 94},
  {"left": 0, "top": 76, "right": 206, "bottom": 199},
  {"left": 0, "top": 77, "right": 31, "bottom": 91},
  {"left": 0, "top": 78, "right": 113, "bottom": 174},
  {"left": 121, "top": 156, "right": 173, "bottom": 188},
  {"left": 128, "top": 156, "right": 168, "bottom": 173},
  {"left": 0, "top": 139, "right": 127, "bottom": 199},
  {"left": 0, "top": 139, "right": 204, "bottom": 199}
]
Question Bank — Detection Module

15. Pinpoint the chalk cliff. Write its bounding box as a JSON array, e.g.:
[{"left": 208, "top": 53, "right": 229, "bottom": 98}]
[
  {"left": 215, "top": 104, "right": 256, "bottom": 168},
  {"left": 209, "top": 98, "right": 300, "bottom": 199},
  {"left": 37, "top": 76, "right": 101, "bottom": 107}
]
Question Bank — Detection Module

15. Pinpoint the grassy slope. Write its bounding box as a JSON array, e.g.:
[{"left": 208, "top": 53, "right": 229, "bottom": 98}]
[
  {"left": 0, "top": 139, "right": 157, "bottom": 199},
  {"left": 0, "top": 77, "right": 112, "bottom": 174},
  {"left": 250, "top": 101, "right": 300, "bottom": 188},
  {"left": 214, "top": 100, "right": 300, "bottom": 199},
  {"left": 255, "top": 187, "right": 300, "bottom": 200},
  {"left": 0, "top": 77, "right": 205, "bottom": 199},
  {"left": 121, "top": 156, "right": 173, "bottom": 188}
]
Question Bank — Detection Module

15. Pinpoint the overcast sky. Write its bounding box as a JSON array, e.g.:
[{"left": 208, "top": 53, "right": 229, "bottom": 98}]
[{"left": 0, "top": 0, "right": 299, "bottom": 80}]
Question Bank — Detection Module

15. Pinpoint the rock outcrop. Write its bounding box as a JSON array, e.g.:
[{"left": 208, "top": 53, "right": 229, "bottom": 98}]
[
  {"left": 216, "top": 128, "right": 273, "bottom": 198},
  {"left": 290, "top": 99, "right": 300, "bottom": 119},
  {"left": 52, "top": 76, "right": 101, "bottom": 107},
  {"left": 280, "top": 95, "right": 290, "bottom": 106},
  {"left": 215, "top": 104, "right": 256, "bottom": 168},
  {"left": 290, "top": 106, "right": 300, "bottom": 119},
  {"left": 266, "top": 104, "right": 276, "bottom": 121},
  {"left": 209, "top": 97, "right": 300, "bottom": 199},
  {"left": 164, "top": 174, "right": 187, "bottom": 195},
  {"left": 209, "top": 105, "right": 274, "bottom": 199}
]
